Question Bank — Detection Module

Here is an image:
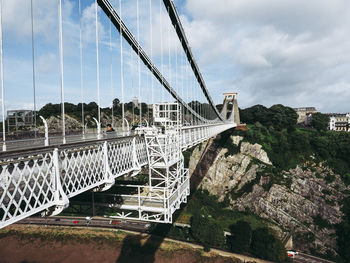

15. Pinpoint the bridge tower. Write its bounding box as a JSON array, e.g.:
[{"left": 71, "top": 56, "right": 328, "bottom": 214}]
[{"left": 222, "top": 92, "right": 240, "bottom": 124}]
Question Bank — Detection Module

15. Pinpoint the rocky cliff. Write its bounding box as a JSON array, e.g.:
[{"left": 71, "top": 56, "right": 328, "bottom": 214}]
[{"left": 189, "top": 135, "right": 349, "bottom": 256}]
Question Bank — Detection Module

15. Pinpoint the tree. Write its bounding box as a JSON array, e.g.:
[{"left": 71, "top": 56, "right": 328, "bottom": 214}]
[
  {"left": 240, "top": 104, "right": 297, "bottom": 131},
  {"left": 336, "top": 196, "right": 350, "bottom": 262},
  {"left": 311, "top": 112, "right": 329, "bottom": 131},
  {"left": 250, "top": 227, "right": 286, "bottom": 262},
  {"left": 113, "top": 98, "right": 120, "bottom": 109},
  {"left": 227, "top": 220, "right": 252, "bottom": 253},
  {"left": 266, "top": 104, "right": 298, "bottom": 131},
  {"left": 191, "top": 211, "right": 225, "bottom": 251},
  {"left": 240, "top": 104, "right": 269, "bottom": 125},
  {"left": 38, "top": 103, "right": 61, "bottom": 118}
]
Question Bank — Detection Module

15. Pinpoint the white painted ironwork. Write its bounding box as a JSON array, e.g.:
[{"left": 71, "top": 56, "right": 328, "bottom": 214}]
[
  {"left": 110, "top": 103, "right": 190, "bottom": 223},
  {"left": 0, "top": 119, "right": 235, "bottom": 228},
  {"left": 92, "top": 117, "right": 101, "bottom": 139},
  {"left": 39, "top": 116, "right": 49, "bottom": 147},
  {"left": 0, "top": 136, "right": 148, "bottom": 228}
]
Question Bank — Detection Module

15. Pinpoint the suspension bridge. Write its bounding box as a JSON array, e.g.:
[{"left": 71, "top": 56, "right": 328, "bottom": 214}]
[{"left": 0, "top": 0, "right": 240, "bottom": 229}]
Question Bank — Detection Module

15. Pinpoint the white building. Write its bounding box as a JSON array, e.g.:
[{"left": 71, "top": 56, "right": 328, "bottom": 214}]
[{"left": 328, "top": 113, "right": 350, "bottom": 132}]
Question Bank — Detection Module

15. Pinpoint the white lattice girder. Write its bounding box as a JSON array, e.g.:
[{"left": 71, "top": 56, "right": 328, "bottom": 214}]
[{"left": 0, "top": 122, "right": 236, "bottom": 228}]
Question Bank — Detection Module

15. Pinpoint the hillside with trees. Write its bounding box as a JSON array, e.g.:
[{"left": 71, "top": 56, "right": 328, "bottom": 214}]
[{"left": 180, "top": 104, "right": 350, "bottom": 262}]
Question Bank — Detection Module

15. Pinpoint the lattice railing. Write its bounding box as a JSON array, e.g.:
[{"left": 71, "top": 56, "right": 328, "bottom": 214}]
[
  {"left": 0, "top": 136, "right": 147, "bottom": 229},
  {"left": 0, "top": 151, "right": 57, "bottom": 228}
]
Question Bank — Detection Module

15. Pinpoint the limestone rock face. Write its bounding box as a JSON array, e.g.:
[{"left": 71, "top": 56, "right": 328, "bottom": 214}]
[
  {"left": 189, "top": 135, "right": 271, "bottom": 202},
  {"left": 45, "top": 115, "right": 81, "bottom": 131},
  {"left": 230, "top": 135, "right": 243, "bottom": 146},
  {"left": 240, "top": 142, "right": 272, "bottom": 165},
  {"left": 231, "top": 165, "right": 348, "bottom": 254},
  {"left": 189, "top": 135, "right": 349, "bottom": 256}
]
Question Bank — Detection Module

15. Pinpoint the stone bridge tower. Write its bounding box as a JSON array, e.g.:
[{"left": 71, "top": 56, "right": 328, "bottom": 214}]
[{"left": 221, "top": 92, "right": 240, "bottom": 124}]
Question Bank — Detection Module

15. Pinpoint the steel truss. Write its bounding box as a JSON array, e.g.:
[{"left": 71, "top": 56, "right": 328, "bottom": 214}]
[{"left": 111, "top": 103, "right": 189, "bottom": 223}]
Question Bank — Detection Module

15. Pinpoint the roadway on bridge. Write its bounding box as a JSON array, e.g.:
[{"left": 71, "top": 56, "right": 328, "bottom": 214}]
[{"left": 1, "top": 132, "right": 128, "bottom": 152}]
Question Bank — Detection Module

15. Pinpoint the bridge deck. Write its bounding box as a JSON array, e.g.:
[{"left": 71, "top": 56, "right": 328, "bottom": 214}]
[{"left": 0, "top": 123, "right": 236, "bottom": 228}]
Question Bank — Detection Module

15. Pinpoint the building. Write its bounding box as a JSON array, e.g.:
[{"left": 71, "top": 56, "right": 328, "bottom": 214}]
[
  {"left": 293, "top": 107, "right": 317, "bottom": 126},
  {"left": 132, "top": 97, "right": 139, "bottom": 108},
  {"left": 328, "top": 113, "right": 350, "bottom": 132},
  {"left": 7, "top": 110, "right": 33, "bottom": 133}
]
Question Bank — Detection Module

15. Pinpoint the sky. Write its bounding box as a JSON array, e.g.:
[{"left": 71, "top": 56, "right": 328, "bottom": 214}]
[{"left": 1, "top": 0, "right": 350, "bottom": 114}]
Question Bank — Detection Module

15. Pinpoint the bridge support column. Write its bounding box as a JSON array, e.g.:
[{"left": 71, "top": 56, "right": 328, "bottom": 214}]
[
  {"left": 131, "top": 137, "right": 141, "bottom": 176},
  {"left": 94, "top": 141, "right": 115, "bottom": 192},
  {"left": 43, "top": 148, "right": 69, "bottom": 217}
]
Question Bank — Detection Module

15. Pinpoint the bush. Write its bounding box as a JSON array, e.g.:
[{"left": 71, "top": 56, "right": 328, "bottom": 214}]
[
  {"left": 191, "top": 211, "right": 225, "bottom": 250},
  {"left": 336, "top": 196, "right": 350, "bottom": 262},
  {"left": 312, "top": 214, "right": 332, "bottom": 230},
  {"left": 240, "top": 104, "right": 297, "bottom": 131},
  {"left": 250, "top": 227, "right": 286, "bottom": 262},
  {"left": 227, "top": 220, "right": 252, "bottom": 253},
  {"left": 311, "top": 112, "right": 329, "bottom": 131}
]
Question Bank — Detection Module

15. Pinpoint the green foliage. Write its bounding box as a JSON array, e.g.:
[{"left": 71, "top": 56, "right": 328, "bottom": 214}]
[
  {"left": 190, "top": 211, "right": 225, "bottom": 250},
  {"left": 311, "top": 112, "right": 329, "bottom": 131},
  {"left": 227, "top": 220, "right": 252, "bottom": 253},
  {"left": 222, "top": 137, "right": 240, "bottom": 157},
  {"left": 250, "top": 228, "right": 287, "bottom": 262},
  {"left": 240, "top": 104, "right": 298, "bottom": 131},
  {"left": 232, "top": 121, "right": 350, "bottom": 182},
  {"left": 238, "top": 104, "right": 350, "bottom": 179},
  {"left": 183, "top": 189, "right": 268, "bottom": 232},
  {"left": 336, "top": 196, "right": 350, "bottom": 262},
  {"left": 37, "top": 98, "right": 149, "bottom": 127},
  {"left": 312, "top": 214, "right": 332, "bottom": 229},
  {"left": 183, "top": 146, "right": 196, "bottom": 168},
  {"left": 322, "top": 189, "right": 332, "bottom": 195}
]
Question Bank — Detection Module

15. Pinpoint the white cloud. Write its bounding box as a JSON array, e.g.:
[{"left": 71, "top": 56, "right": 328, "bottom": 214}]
[
  {"left": 2, "top": 0, "right": 350, "bottom": 114},
  {"left": 3, "top": 0, "right": 64, "bottom": 42},
  {"left": 81, "top": 2, "right": 106, "bottom": 44},
  {"left": 180, "top": 0, "right": 350, "bottom": 112},
  {"left": 37, "top": 53, "right": 58, "bottom": 74}
]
